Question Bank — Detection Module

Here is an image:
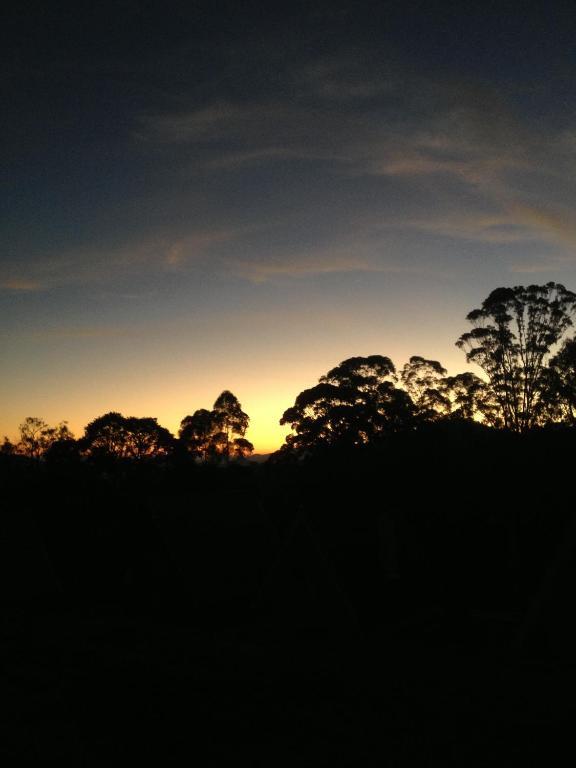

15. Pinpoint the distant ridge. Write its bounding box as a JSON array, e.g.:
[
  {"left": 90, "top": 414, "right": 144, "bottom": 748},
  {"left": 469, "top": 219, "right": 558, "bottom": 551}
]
[{"left": 249, "top": 453, "right": 271, "bottom": 464}]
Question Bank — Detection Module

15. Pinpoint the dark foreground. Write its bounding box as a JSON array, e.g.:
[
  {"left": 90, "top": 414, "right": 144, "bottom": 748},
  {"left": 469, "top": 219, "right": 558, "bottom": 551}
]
[
  {"left": 3, "top": 597, "right": 575, "bottom": 766},
  {"left": 2, "top": 427, "right": 576, "bottom": 765}
]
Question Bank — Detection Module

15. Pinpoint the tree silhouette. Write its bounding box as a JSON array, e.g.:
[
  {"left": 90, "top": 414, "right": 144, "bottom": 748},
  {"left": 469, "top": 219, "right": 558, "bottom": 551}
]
[
  {"left": 400, "top": 356, "right": 449, "bottom": 419},
  {"left": 124, "top": 417, "right": 174, "bottom": 459},
  {"left": 17, "top": 417, "right": 74, "bottom": 459},
  {"left": 456, "top": 283, "right": 576, "bottom": 431},
  {"left": 81, "top": 412, "right": 128, "bottom": 457},
  {"left": 546, "top": 337, "right": 576, "bottom": 424},
  {"left": 211, "top": 390, "right": 250, "bottom": 459},
  {"left": 179, "top": 408, "right": 217, "bottom": 460},
  {"left": 1, "top": 436, "right": 16, "bottom": 455},
  {"left": 440, "top": 372, "right": 500, "bottom": 425},
  {"left": 280, "top": 355, "right": 415, "bottom": 453},
  {"left": 179, "top": 392, "right": 252, "bottom": 461},
  {"left": 231, "top": 436, "right": 255, "bottom": 458},
  {"left": 81, "top": 412, "right": 174, "bottom": 459},
  {"left": 44, "top": 435, "right": 81, "bottom": 463}
]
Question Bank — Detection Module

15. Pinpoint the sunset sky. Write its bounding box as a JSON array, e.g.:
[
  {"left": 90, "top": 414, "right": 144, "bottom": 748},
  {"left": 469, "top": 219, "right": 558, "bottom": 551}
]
[{"left": 4, "top": 1, "right": 576, "bottom": 452}]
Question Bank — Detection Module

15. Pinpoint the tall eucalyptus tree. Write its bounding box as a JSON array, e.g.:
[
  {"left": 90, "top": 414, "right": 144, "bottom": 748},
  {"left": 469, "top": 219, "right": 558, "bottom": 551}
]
[{"left": 456, "top": 283, "right": 576, "bottom": 431}]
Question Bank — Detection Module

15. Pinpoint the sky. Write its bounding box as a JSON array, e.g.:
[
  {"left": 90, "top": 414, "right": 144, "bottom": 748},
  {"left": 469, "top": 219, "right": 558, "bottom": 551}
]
[{"left": 3, "top": 0, "right": 576, "bottom": 451}]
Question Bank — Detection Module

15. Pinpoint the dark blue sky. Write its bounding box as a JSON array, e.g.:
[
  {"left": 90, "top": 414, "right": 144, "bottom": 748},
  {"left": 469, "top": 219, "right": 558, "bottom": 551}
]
[{"left": 3, "top": 1, "right": 576, "bottom": 449}]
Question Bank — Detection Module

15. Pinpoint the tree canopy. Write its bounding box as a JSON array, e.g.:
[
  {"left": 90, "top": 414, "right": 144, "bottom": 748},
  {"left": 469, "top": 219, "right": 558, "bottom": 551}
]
[
  {"left": 280, "top": 355, "right": 416, "bottom": 454},
  {"left": 456, "top": 282, "right": 576, "bottom": 432},
  {"left": 16, "top": 417, "right": 74, "bottom": 459},
  {"left": 179, "top": 408, "right": 217, "bottom": 461},
  {"left": 546, "top": 337, "right": 576, "bottom": 425},
  {"left": 179, "top": 391, "right": 253, "bottom": 461},
  {"left": 81, "top": 412, "right": 174, "bottom": 459},
  {"left": 440, "top": 372, "right": 498, "bottom": 425},
  {"left": 400, "top": 356, "right": 448, "bottom": 420}
]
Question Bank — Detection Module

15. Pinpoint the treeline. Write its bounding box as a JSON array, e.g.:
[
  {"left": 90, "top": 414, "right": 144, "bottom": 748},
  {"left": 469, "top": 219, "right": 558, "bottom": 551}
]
[
  {"left": 1, "top": 391, "right": 253, "bottom": 464},
  {"left": 4, "top": 281, "right": 576, "bottom": 465},
  {"left": 276, "top": 282, "right": 576, "bottom": 457}
]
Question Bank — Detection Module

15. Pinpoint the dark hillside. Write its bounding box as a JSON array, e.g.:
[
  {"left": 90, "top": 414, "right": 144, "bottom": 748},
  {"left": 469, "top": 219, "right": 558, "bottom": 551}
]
[{"left": 2, "top": 425, "right": 576, "bottom": 763}]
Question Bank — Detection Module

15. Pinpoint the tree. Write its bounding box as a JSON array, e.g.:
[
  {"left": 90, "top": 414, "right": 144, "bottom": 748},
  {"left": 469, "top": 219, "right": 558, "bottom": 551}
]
[
  {"left": 81, "top": 412, "right": 128, "bottom": 457},
  {"left": 179, "top": 408, "right": 217, "bottom": 460},
  {"left": 17, "top": 417, "right": 74, "bottom": 459},
  {"left": 179, "top": 392, "right": 252, "bottom": 462},
  {"left": 400, "top": 356, "right": 449, "bottom": 419},
  {"left": 44, "top": 436, "right": 81, "bottom": 464},
  {"left": 456, "top": 283, "right": 576, "bottom": 432},
  {"left": 320, "top": 355, "right": 397, "bottom": 391},
  {"left": 280, "top": 355, "right": 416, "bottom": 453},
  {"left": 232, "top": 437, "right": 255, "bottom": 458},
  {"left": 440, "top": 372, "right": 500, "bottom": 425},
  {"left": 211, "top": 390, "right": 250, "bottom": 459},
  {"left": 399, "top": 357, "right": 500, "bottom": 424},
  {"left": 545, "top": 337, "right": 576, "bottom": 424},
  {"left": 81, "top": 412, "right": 174, "bottom": 459},
  {"left": 1, "top": 437, "right": 16, "bottom": 455},
  {"left": 18, "top": 417, "right": 48, "bottom": 458},
  {"left": 124, "top": 417, "right": 174, "bottom": 459}
]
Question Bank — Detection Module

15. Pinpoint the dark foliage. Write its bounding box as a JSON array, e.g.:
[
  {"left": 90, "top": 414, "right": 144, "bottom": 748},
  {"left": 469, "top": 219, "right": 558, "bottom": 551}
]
[
  {"left": 456, "top": 282, "right": 576, "bottom": 431},
  {"left": 280, "top": 355, "right": 416, "bottom": 454},
  {"left": 179, "top": 391, "right": 253, "bottom": 461},
  {"left": 80, "top": 412, "right": 175, "bottom": 460}
]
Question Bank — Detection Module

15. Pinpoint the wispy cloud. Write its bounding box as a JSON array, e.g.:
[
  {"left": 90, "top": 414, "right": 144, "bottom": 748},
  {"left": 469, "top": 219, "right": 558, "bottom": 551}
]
[
  {"left": 0, "top": 279, "right": 43, "bottom": 292},
  {"left": 162, "top": 223, "right": 271, "bottom": 268},
  {"left": 235, "top": 256, "right": 387, "bottom": 282},
  {"left": 135, "top": 63, "right": 576, "bottom": 264},
  {"left": 404, "top": 212, "right": 539, "bottom": 244},
  {"left": 231, "top": 240, "right": 436, "bottom": 283},
  {"left": 10, "top": 59, "right": 576, "bottom": 294},
  {"left": 136, "top": 69, "right": 533, "bottom": 183},
  {"left": 508, "top": 260, "right": 569, "bottom": 274},
  {"left": 507, "top": 203, "right": 576, "bottom": 249}
]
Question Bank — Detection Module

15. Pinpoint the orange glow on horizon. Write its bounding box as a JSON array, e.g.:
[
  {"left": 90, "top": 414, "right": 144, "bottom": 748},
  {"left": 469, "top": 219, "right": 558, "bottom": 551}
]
[{"left": 0, "top": 348, "right": 473, "bottom": 454}]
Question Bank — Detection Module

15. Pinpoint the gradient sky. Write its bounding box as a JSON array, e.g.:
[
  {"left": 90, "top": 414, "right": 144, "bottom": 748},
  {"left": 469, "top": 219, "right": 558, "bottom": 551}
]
[{"left": 4, "top": 1, "right": 576, "bottom": 451}]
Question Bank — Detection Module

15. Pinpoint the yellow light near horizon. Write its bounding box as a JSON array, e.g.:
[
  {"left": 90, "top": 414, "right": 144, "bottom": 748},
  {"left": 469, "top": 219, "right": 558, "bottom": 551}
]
[
  {"left": 241, "top": 399, "right": 292, "bottom": 454},
  {"left": 0, "top": 338, "right": 475, "bottom": 455}
]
